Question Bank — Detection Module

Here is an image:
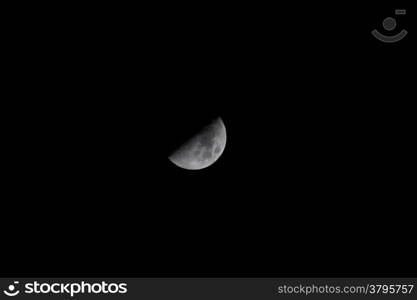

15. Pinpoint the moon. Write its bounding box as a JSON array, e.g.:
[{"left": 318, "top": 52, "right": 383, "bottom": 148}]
[{"left": 169, "top": 117, "right": 227, "bottom": 170}]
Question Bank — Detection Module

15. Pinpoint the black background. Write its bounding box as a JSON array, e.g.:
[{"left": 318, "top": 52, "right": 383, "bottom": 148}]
[{"left": 1, "top": 1, "right": 414, "bottom": 277}]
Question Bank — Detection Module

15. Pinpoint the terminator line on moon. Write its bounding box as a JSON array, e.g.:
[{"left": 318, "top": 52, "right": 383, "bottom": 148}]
[{"left": 169, "top": 117, "right": 227, "bottom": 170}]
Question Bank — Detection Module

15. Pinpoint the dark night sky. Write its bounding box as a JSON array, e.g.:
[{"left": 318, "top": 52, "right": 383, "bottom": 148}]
[
  {"left": 1, "top": 2, "right": 414, "bottom": 277},
  {"left": 154, "top": 2, "right": 414, "bottom": 276}
]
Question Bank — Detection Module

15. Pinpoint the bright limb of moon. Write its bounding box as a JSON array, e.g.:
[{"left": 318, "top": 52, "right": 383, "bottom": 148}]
[{"left": 169, "top": 117, "right": 227, "bottom": 170}]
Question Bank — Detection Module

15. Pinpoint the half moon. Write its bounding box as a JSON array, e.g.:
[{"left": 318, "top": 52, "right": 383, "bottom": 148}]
[{"left": 169, "top": 117, "right": 227, "bottom": 170}]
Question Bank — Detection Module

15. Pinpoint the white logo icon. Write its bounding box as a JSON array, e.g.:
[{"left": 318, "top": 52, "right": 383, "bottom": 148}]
[
  {"left": 371, "top": 9, "right": 407, "bottom": 43},
  {"left": 3, "top": 281, "right": 20, "bottom": 297}
]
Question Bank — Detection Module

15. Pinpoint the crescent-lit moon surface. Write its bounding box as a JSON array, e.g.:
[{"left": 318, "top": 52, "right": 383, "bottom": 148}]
[{"left": 169, "top": 118, "right": 227, "bottom": 170}]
